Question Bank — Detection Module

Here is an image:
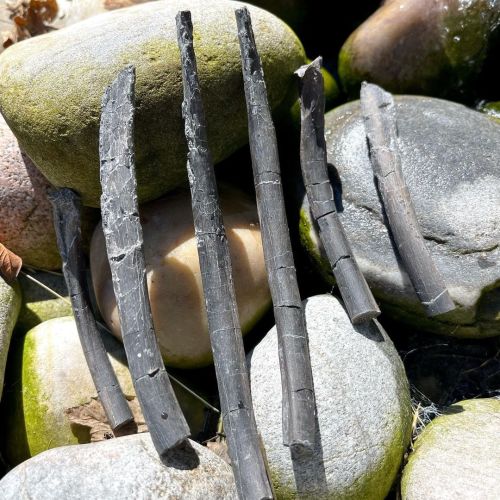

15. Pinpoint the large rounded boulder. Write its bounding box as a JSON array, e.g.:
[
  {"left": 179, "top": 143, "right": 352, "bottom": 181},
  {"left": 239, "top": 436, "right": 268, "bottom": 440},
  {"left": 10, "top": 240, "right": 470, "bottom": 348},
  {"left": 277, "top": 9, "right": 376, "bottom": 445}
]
[
  {"left": 0, "top": 433, "right": 237, "bottom": 499},
  {"left": 402, "top": 398, "right": 500, "bottom": 499},
  {"left": 300, "top": 96, "right": 500, "bottom": 338},
  {"left": 339, "top": 0, "right": 500, "bottom": 100},
  {"left": 91, "top": 185, "right": 271, "bottom": 369},
  {"left": 248, "top": 294, "right": 413, "bottom": 499},
  {"left": 0, "top": 0, "right": 305, "bottom": 206}
]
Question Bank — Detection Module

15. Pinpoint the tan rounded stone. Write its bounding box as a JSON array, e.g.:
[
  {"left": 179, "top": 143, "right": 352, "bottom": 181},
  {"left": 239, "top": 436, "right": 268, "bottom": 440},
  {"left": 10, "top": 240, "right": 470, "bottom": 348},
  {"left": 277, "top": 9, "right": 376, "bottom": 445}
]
[{"left": 90, "top": 185, "right": 271, "bottom": 369}]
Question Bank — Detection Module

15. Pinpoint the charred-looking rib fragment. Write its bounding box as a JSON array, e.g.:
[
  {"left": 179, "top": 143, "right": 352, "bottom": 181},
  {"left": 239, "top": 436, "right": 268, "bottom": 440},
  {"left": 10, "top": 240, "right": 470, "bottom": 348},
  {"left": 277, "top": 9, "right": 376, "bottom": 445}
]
[
  {"left": 49, "top": 188, "right": 134, "bottom": 431},
  {"left": 176, "top": 11, "right": 273, "bottom": 499},
  {"left": 360, "top": 82, "right": 455, "bottom": 317},
  {"left": 296, "top": 58, "right": 380, "bottom": 324},
  {"left": 236, "top": 6, "right": 316, "bottom": 454},
  {"left": 99, "top": 66, "right": 190, "bottom": 455}
]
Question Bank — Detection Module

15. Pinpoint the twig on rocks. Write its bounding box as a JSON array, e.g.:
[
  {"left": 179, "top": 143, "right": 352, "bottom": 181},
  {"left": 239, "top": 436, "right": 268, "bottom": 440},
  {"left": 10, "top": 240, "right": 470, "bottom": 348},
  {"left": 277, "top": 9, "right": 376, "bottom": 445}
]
[
  {"left": 176, "top": 11, "right": 273, "bottom": 499},
  {"left": 99, "top": 65, "right": 190, "bottom": 455},
  {"left": 48, "top": 188, "right": 133, "bottom": 431},
  {"left": 360, "top": 82, "right": 455, "bottom": 317},
  {"left": 236, "top": 6, "right": 316, "bottom": 454},
  {"left": 21, "top": 269, "right": 221, "bottom": 415},
  {"left": 296, "top": 58, "right": 380, "bottom": 324}
]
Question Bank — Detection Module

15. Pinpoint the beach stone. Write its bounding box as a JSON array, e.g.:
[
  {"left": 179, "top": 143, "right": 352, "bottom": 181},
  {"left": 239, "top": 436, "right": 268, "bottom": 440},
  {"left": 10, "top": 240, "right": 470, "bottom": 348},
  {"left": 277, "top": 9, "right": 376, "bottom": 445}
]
[
  {"left": 401, "top": 398, "right": 500, "bottom": 500},
  {"left": 3, "top": 316, "right": 209, "bottom": 465},
  {"left": 0, "top": 433, "right": 237, "bottom": 499},
  {"left": 0, "top": 115, "right": 99, "bottom": 269},
  {"left": 299, "top": 96, "right": 500, "bottom": 338},
  {"left": 91, "top": 185, "right": 271, "bottom": 369},
  {"left": 16, "top": 271, "right": 72, "bottom": 332},
  {"left": 0, "top": 277, "right": 21, "bottom": 401},
  {"left": 0, "top": 0, "right": 305, "bottom": 207},
  {"left": 0, "top": 114, "right": 61, "bottom": 269},
  {"left": 248, "top": 294, "right": 412, "bottom": 499},
  {"left": 339, "top": 0, "right": 500, "bottom": 100}
]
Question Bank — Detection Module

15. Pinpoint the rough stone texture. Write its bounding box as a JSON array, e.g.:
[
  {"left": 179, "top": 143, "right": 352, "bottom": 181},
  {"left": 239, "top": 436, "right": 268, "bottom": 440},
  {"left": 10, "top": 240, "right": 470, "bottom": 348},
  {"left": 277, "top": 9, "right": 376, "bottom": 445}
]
[
  {"left": 0, "top": 114, "right": 61, "bottom": 269},
  {"left": 0, "top": 433, "right": 237, "bottom": 499},
  {"left": 91, "top": 185, "right": 271, "bottom": 369},
  {"left": 0, "top": 115, "right": 99, "bottom": 269},
  {"left": 401, "top": 398, "right": 500, "bottom": 500},
  {"left": 0, "top": 0, "right": 305, "bottom": 207},
  {"left": 248, "top": 294, "right": 413, "bottom": 499},
  {"left": 300, "top": 96, "right": 500, "bottom": 338},
  {"left": 339, "top": 0, "right": 500, "bottom": 100},
  {"left": 16, "top": 271, "right": 72, "bottom": 332},
  {"left": 3, "top": 316, "right": 208, "bottom": 466},
  {"left": 0, "top": 276, "right": 21, "bottom": 401}
]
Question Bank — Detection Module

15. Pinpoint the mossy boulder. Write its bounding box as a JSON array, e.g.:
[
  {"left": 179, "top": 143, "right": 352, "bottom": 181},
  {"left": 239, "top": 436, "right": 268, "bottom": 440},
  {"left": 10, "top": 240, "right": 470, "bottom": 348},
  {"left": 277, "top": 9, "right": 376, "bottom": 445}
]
[
  {"left": 402, "top": 398, "right": 500, "bottom": 499},
  {"left": 299, "top": 96, "right": 500, "bottom": 338},
  {"left": 0, "top": 277, "right": 21, "bottom": 401},
  {"left": 2, "top": 316, "right": 209, "bottom": 466},
  {"left": 91, "top": 184, "right": 271, "bottom": 369},
  {"left": 16, "top": 272, "right": 72, "bottom": 332},
  {"left": 339, "top": 0, "right": 500, "bottom": 100},
  {"left": 0, "top": 0, "right": 305, "bottom": 207},
  {"left": 248, "top": 295, "right": 413, "bottom": 499}
]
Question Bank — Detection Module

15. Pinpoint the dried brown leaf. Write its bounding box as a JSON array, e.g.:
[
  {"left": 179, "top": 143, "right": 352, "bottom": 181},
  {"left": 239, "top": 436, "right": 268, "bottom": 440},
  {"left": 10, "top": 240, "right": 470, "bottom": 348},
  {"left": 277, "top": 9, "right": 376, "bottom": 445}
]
[
  {"left": 65, "top": 397, "right": 148, "bottom": 443},
  {"left": 1, "top": 0, "right": 57, "bottom": 49},
  {"left": 0, "top": 242, "right": 22, "bottom": 283}
]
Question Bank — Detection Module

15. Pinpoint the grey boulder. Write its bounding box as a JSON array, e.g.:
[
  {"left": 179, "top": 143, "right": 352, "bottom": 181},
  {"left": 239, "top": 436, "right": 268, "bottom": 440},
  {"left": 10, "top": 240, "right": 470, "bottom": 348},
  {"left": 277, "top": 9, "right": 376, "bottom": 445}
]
[
  {"left": 0, "top": 433, "right": 237, "bottom": 499},
  {"left": 300, "top": 96, "right": 500, "bottom": 338},
  {"left": 248, "top": 294, "right": 413, "bottom": 499}
]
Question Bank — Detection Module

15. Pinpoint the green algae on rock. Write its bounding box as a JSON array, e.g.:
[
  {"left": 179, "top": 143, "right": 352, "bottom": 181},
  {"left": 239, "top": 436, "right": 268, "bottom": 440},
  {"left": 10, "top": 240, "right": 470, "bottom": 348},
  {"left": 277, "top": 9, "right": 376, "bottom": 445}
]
[
  {"left": 2, "top": 316, "right": 209, "bottom": 466},
  {"left": 0, "top": 277, "right": 21, "bottom": 401},
  {"left": 299, "top": 96, "right": 500, "bottom": 338},
  {"left": 248, "top": 295, "right": 413, "bottom": 499},
  {"left": 339, "top": 0, "right": 500, "bottom": 100},
  {"left": 402, "top": 398, "right": 500, "bottom": 500},
  {"left": 0, "top": 0, "right": 305, "bottom": 207},
  {"left": 16, "top": 271, "right": 72, "bottom": 332}
]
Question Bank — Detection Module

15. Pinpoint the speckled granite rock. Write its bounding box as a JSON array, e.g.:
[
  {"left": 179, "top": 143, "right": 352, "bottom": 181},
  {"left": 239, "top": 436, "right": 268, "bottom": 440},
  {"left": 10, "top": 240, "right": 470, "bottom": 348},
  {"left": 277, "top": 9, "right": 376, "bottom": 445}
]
[
  {"left": 300, "top": 96, "right": 500, "bottom": 338},
  {"left": 402, "top": 398, "right": 500, "bottom": 500},
  {"left": 248, "top": 294, "right": 412, "bottom": 499},
  {"left": 0, "top": 276, "right": 21, "bottom": 401},
  {"left": 0, "top": 433, "right": 237, "bottom": 499},
  {"left": 0, "top": 0, "right": 305, "bottom": 206}
]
